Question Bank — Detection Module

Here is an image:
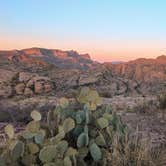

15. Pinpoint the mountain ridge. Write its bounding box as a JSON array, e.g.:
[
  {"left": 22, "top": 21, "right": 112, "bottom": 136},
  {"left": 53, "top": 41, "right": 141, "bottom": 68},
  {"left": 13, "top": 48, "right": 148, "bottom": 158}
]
[
  {"left": 0, "top": 47, "right": 166, "bottom": 65},
  {"left": 0, "top": 47, "right": 98, "bottom": 69}
]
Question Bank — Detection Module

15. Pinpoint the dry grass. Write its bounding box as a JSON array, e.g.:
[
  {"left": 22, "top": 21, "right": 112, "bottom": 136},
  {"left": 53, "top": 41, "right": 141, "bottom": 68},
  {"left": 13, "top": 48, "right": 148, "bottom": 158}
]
[
  {"left": 107, "top": 127, "right": 166, "bottom": 166},
  {"left": 158, "top": 93, "right": 166, "bottom": 110}
]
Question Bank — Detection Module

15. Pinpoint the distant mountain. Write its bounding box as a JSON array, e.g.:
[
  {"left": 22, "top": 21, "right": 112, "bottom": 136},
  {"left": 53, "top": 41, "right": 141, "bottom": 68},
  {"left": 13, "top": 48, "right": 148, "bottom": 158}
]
[
  {"left": 0, "top": 47, "right": 99, "bottom": 69},
  {"left": 111, "top": 61, "right": 124, "bottom": 64},
  {"left": 104, "top": 55, "right": 166, "bottom": 83}
]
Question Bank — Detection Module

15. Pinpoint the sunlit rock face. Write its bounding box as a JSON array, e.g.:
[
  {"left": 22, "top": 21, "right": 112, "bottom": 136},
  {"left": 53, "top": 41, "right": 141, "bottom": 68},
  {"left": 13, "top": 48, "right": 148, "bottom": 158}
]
[
  {"left": 104, "top": 56, "right": 166, "bottom": 85},
  {"left": 0, "top": 47, "right": 99, "bottom": 70}
]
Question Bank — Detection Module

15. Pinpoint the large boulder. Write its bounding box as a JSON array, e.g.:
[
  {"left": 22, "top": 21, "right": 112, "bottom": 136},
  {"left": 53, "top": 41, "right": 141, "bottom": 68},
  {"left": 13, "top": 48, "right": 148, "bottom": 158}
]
[
  {"left": 33, "top": 76, "right": 53, "bottom": 94},
  {"left": 15, "top": 83, "right": 25, "bottom": 95}
]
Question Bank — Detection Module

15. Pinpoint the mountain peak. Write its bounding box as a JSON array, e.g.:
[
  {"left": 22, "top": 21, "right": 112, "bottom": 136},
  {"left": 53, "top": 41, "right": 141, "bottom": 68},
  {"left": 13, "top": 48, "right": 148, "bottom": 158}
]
[{"left": 156, "top": 55, "right": 166, "bottom": 60}]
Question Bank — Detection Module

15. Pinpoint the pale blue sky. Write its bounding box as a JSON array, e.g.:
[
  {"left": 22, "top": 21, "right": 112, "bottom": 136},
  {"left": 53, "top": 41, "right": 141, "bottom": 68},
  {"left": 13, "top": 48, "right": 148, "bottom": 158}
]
[{"left": 0, "top": 0, "right": 166, "bottom": 61}]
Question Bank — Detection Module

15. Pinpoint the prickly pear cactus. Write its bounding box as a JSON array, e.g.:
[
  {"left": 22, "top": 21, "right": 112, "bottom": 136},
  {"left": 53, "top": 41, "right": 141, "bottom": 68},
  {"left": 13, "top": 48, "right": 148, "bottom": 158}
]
[
  {"left": 77, "top": 87, "right": 102, "bottom": 111},
  {"left": 1, "top": 88, "right": 126, "bottom": 166}
]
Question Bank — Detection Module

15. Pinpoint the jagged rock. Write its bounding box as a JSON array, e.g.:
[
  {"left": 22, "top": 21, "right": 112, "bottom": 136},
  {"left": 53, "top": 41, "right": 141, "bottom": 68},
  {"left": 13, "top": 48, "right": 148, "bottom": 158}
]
[
  {"left": 26, "top": 79, "right": 34, "bottom": 88},
  {"left": 0, "top": 83, "right": 12, "bottom": 98},
  {"left": 34, "top": 81, "right": 44, "bottom": 94},
  {"left": 33, "top": 76, "right": 53, "bottom": 94},
  {"left": 24, "top": 88, "right": 33, "bottom": 96},
  {"left": 15, "top": 83, "right": 25, "bottom": 95},
  {"left": 18, "top": 72, "right": 36, "bottom": 82},
  {"left": 78, "top": 71, "right": 102, "bottom": 86}
]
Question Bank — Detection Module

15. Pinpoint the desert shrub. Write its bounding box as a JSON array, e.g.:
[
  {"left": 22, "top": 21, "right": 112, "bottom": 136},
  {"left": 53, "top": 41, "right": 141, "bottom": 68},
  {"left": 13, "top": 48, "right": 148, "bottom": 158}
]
[
  {"left": 0, "top": 87, "right": 126, "bottom": 166},
  {"left": 158, "top": 93, "right": 166, "bottom": 110}
]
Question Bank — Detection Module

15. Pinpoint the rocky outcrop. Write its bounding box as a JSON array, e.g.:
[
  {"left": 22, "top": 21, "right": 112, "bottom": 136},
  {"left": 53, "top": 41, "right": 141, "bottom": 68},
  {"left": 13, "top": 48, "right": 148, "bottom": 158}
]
[
  {"left": 105, "top": 56, "right": 166, "bottom": 83},
  {"left": 0, "top": 70, "right": 55, "bottom": 98},
  {"left": 15, "top": 73, "right": 54, "bottom": 96},
  {"left": 0, "top": 69, "right": 16, "bottom": 98},
  {"left": 78, "top": 70, "right": 103, "bottom": 86},
  {"left": 104, "top": 56, "right": 166, "bottom": 95}
]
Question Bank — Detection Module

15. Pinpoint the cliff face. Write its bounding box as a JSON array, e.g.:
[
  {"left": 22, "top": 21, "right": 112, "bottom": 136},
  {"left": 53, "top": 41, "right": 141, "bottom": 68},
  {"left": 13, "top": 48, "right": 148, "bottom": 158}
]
[
  {"left": 0, "top": 47, "right": 98, "bottom": 70},
  {"left": 104, "top": 55, "right": 166, "bottom": 83}
]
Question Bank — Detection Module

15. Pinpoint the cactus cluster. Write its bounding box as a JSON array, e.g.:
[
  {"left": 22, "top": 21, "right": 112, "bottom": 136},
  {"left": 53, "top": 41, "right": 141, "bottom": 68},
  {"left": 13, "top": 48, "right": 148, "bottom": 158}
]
[{"left": 0, "top": 87, "right": 126, "bottom": 166}]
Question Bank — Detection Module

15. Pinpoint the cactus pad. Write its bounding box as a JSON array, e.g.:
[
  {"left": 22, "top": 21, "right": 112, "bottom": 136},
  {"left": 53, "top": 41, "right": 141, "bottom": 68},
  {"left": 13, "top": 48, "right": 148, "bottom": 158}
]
[
  {"left": 77, "top": 133, "right": 89, "bottom": 148},
  {"left": 64, "top": 156, "right": 72, "bottom": 166},
  {"left": 95, "top": 132, "right": 106, "bottom": 146},
  {"left": 30, "top": 110, "right": 41, "bottom": 121},
  {"left": 90, "top": 143, "right": 102, "bottom": 162},
  {"left": 26, "top": 121, "right": 40, "bottom": 133},
  {"left": 4, "top": 124, "right": 14, "bottom": 139},
  {"left": 97, "top": 117, "right": 109, "bottom": 129},
  {"left": 28, "top": 143, "right": 39, "bottom": 154},
  {"left": 59, "top": 97, "right": 69, "bottom": 108},
  {"left": 63, "top": 118, "right": 75, "bottom": 133},
  {"left": 39, "top": 145, "right": 57, "bottom": 163},
  {"left": 10, "top": 141, "right": 24, "bottom": 161}
]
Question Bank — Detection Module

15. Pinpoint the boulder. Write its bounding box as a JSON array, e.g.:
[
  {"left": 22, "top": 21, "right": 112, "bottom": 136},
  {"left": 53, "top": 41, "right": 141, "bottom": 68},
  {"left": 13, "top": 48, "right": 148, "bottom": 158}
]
[
  {"left": 18, "top": 72, "right": 36, "bottom": 82},
  {"left": 24, "top": 88, "right": 33, "bottom": 96},
  {"left": 34, "top": 81, "right": 44, "bottom": 94},
  {"left": 78, "top": 71, "right": 102, "bottom": 86},
  {"left": 32, "top": 76, "right": 53, "bottom": 94},
  {"left": 26, "top": 79, "right": 34, "bottom": 88},
  {"left": 15, "top": 83, "right": 25, "bottom": 95}
]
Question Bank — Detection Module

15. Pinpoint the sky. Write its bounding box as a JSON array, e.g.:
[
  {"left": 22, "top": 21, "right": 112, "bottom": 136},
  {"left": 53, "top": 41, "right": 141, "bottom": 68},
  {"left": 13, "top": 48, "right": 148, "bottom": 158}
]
[{"left": 0, "top": 0, "right": 166, "bottom": 62}]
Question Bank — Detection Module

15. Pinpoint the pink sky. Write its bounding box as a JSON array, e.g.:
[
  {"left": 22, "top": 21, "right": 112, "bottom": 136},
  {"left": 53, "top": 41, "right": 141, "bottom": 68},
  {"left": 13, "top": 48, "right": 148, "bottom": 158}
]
[
  {"left": 1, "top": 1, "right": 166, "bottom": 62},
  {"left": 0, "top": 37, "right": 165, "bottom": 62}
]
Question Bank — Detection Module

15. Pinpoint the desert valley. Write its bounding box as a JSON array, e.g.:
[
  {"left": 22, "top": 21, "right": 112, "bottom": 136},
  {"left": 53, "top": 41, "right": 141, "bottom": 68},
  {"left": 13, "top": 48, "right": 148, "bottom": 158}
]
[{"left": 0, "top": 47, "right": 166, "bottom": 165}]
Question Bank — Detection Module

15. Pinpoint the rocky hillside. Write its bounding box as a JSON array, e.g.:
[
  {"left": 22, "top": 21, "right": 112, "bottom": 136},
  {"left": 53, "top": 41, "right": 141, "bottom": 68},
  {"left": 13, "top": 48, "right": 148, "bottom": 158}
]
[
  {"left": 0, "top": 48, "right": 165, "bottom": 99},
  {"left": 104, "top": 55, "right": 166, "bottom": 95},
  {"left": 105, "top": 55, "right": 166, "bottom": 82}
]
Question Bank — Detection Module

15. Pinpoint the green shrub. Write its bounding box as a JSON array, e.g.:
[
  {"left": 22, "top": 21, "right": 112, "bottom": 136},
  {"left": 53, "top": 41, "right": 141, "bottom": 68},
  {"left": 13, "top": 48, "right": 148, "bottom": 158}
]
[{"left": 0, "top": 87, "right": 126, "bottom": 166}]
